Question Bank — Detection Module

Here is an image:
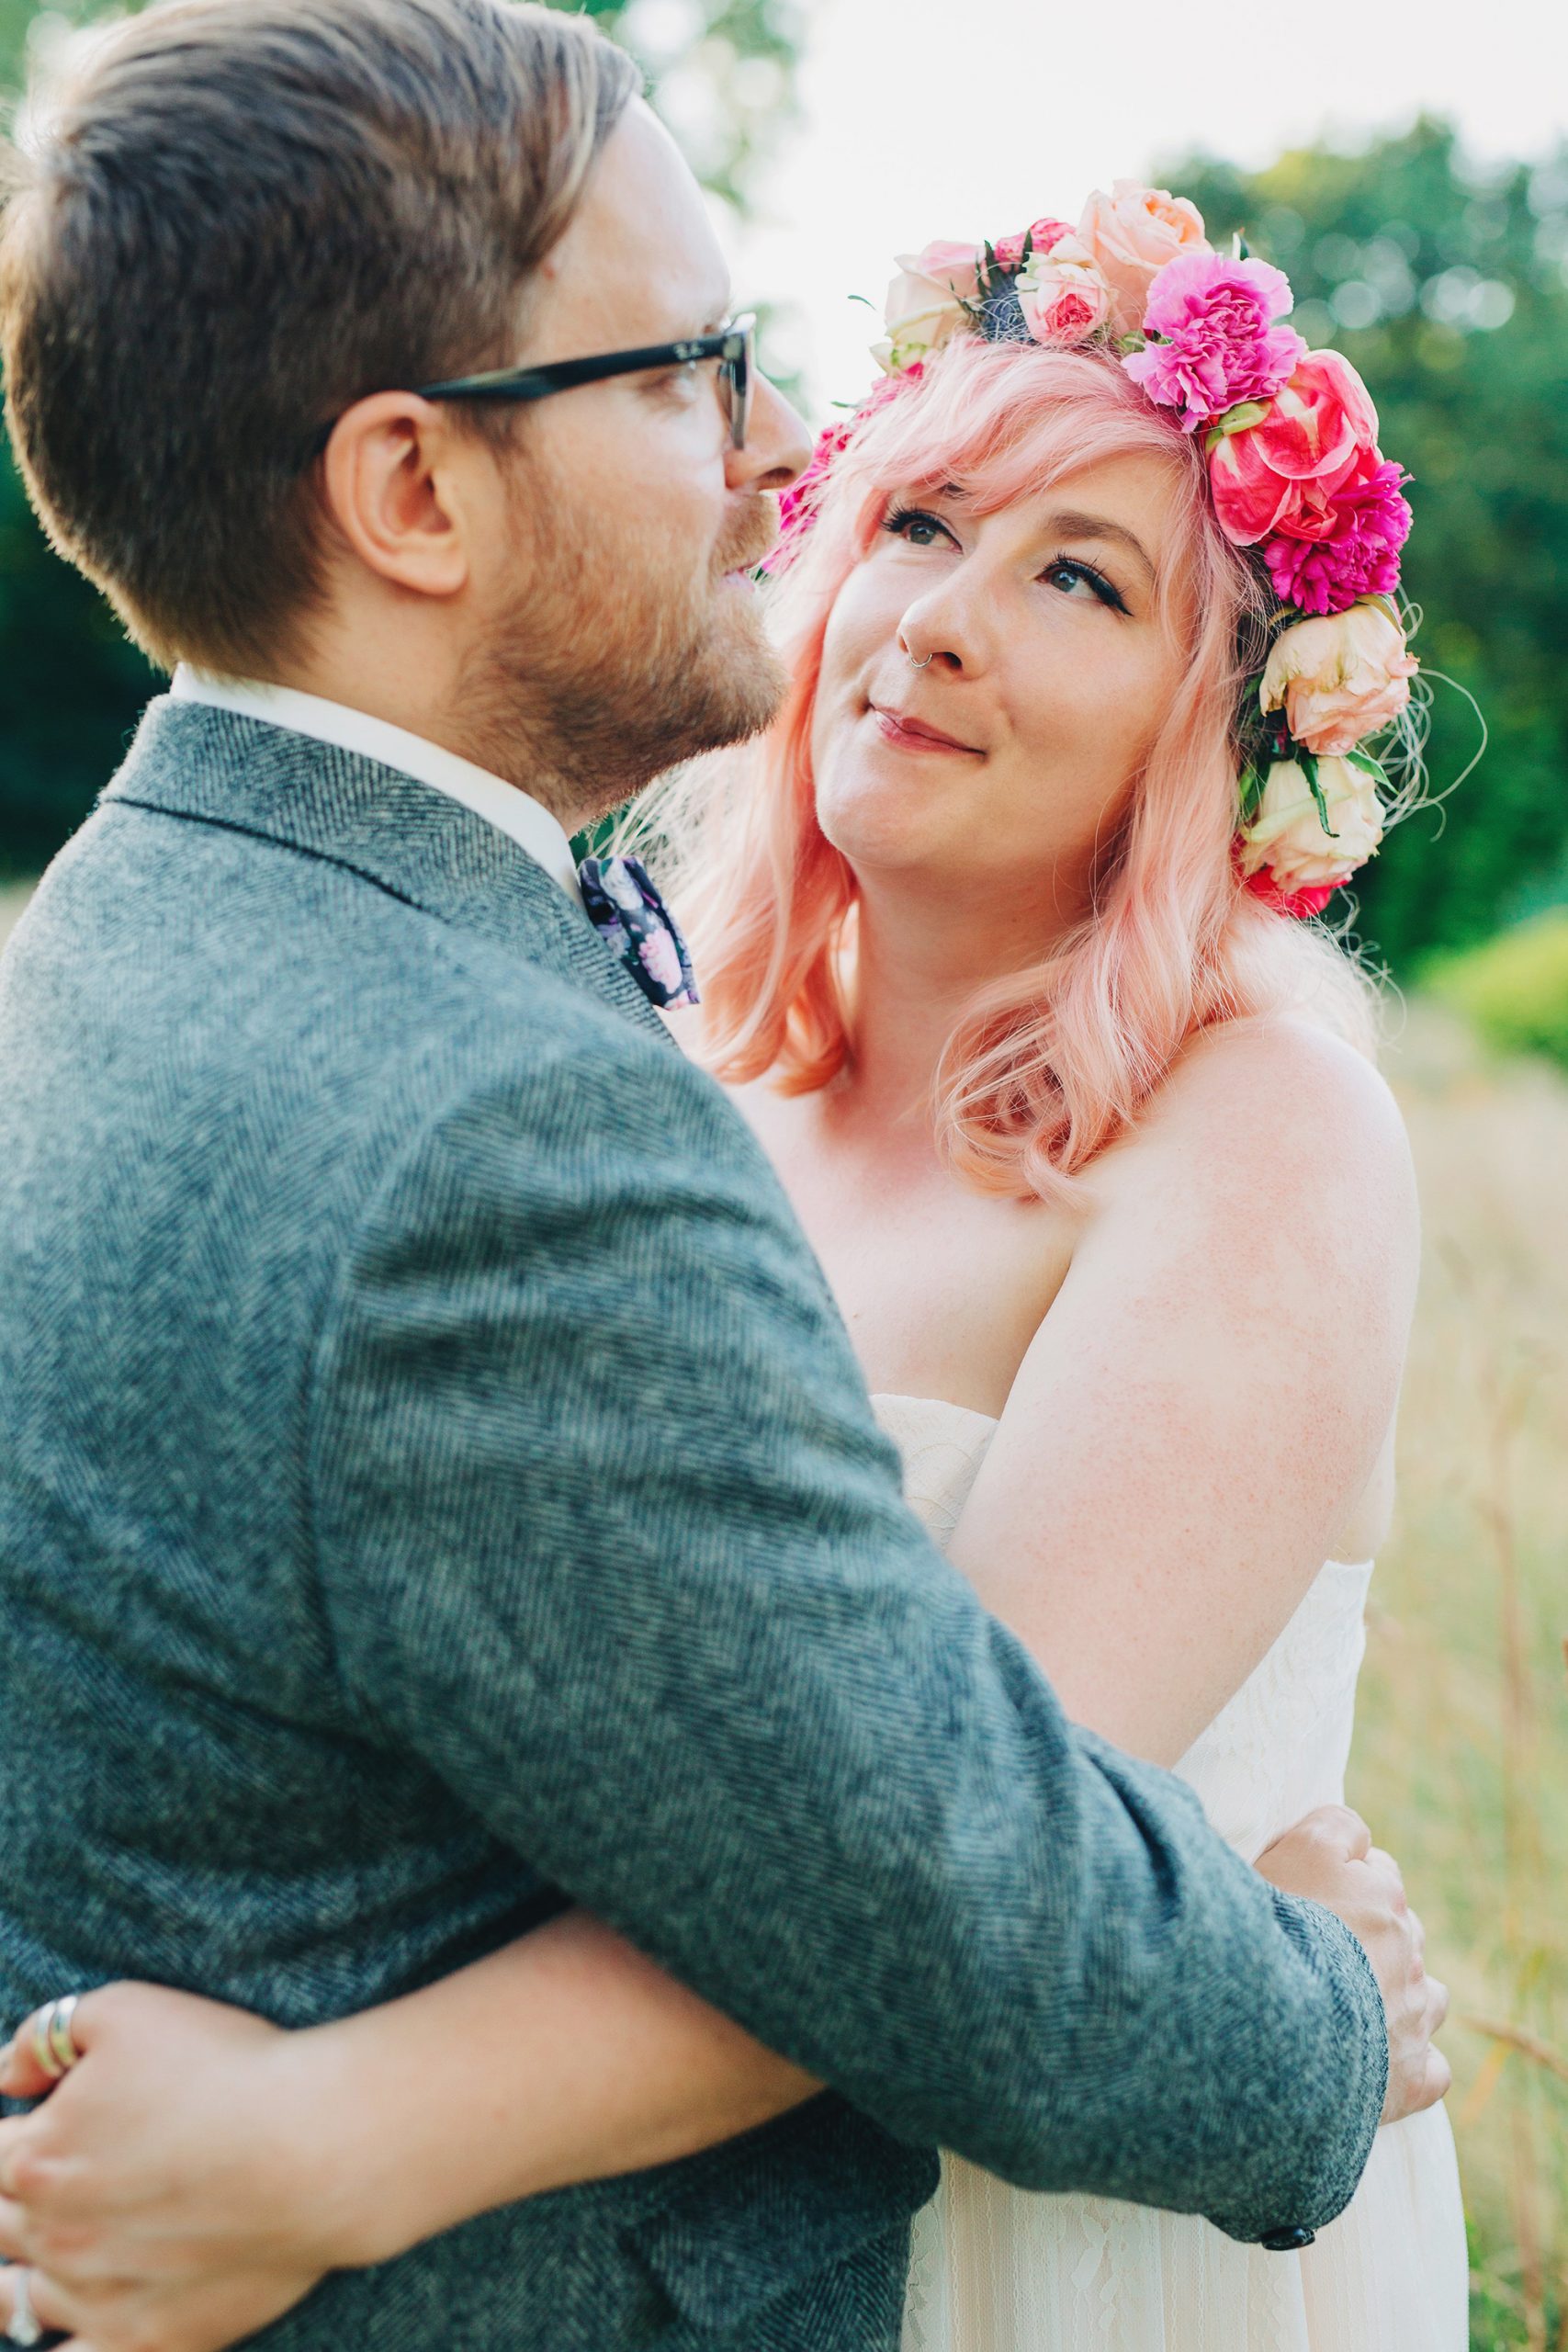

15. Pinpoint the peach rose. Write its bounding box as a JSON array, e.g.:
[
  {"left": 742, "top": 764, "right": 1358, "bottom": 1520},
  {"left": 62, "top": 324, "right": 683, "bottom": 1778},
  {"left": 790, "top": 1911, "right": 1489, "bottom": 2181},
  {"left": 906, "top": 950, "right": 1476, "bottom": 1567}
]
[
  {"left": 1239, "top": 755, "right": 1384, "bottom": 894},
  {"left": 1260, "top": 601, "right": 1419, "bottom": 756},
  {"left": 874, "top": 241, "right": 982, "bottom": 373},
  {"left": 1016, "top": 234, "right": 1111, "bottom": 346},
  {"left": 1077, "top": 180, "right": 1211, "bottom": 338}
]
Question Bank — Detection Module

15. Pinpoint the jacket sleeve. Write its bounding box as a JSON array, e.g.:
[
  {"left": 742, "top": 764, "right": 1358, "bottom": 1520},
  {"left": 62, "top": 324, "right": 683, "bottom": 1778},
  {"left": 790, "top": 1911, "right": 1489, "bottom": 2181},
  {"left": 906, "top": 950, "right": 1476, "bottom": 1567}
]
[{"left": 306, "top": 1021, "right": 1388, "bottom": 2243}]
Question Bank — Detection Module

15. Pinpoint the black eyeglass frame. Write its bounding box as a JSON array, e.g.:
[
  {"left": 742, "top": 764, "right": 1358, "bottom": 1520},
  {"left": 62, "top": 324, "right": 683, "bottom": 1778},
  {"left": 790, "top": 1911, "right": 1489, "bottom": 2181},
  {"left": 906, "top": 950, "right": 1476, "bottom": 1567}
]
[{"left": 412, "top": 312, "right": 756, "bottom": 449}]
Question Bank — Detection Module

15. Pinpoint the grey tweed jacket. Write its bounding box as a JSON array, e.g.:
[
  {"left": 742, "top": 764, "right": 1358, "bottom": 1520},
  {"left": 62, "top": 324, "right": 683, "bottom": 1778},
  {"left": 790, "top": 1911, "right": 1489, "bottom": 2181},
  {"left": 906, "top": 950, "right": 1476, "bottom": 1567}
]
[{"left": 0, "top": 700, "right": 1388, "bottom": 2350}]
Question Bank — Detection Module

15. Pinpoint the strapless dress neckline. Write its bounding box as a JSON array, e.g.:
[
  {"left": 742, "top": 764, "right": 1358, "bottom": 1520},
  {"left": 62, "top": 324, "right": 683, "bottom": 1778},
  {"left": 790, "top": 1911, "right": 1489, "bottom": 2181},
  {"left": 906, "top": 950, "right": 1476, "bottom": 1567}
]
[{"left": 869, "top": 1390, "right": 998, "bottom": 1428}]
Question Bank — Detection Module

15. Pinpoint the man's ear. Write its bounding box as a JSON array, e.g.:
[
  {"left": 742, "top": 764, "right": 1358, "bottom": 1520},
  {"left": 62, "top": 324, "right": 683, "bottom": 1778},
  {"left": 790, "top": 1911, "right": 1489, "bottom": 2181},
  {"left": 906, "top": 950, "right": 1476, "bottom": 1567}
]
[{"left": 319, "top": 392, "right": 472, "bottom": 598}]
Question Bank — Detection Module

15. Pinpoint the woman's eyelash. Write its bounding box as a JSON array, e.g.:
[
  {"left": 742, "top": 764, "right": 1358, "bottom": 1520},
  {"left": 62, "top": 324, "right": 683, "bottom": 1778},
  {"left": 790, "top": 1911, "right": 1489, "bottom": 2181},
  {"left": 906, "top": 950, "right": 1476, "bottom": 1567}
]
[
  {"left": 882, "top": 503, "right": 952, "bottom": 546},
  {"left": 1043, "top": 556, "right": 1129, "bottom": 614},
  {"left": 881, "top": 507, "right": 1129, "bottom": 615}
]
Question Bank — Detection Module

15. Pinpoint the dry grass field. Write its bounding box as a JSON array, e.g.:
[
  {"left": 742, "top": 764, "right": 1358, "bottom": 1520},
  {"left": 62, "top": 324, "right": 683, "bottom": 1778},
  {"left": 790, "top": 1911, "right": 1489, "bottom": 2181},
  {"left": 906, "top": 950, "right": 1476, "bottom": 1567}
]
[
  {"left": 1369, "top": 1001, "right": 1568, "bottom": 2348},
  {"left": 2, "top": 874, "right": 1562, "bottom": 2340}
]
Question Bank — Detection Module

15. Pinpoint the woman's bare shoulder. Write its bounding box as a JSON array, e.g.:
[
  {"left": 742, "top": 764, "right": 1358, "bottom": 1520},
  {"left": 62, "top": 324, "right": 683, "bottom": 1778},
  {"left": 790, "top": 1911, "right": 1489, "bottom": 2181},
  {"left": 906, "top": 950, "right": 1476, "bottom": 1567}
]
[{"left": 1087, "top": 1010, "right": 1416, "bottom": 1270}]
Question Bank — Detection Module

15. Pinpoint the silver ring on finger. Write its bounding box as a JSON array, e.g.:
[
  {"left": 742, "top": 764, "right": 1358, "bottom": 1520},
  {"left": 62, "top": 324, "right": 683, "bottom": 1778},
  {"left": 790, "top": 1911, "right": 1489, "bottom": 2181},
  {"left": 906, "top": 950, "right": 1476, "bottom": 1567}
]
[
  {"left": 30, "top": 1995, "right": 83, "bottom": 2084},
  {"left": 6, "top": 2266, "right": 44, "bottom": 2348}
]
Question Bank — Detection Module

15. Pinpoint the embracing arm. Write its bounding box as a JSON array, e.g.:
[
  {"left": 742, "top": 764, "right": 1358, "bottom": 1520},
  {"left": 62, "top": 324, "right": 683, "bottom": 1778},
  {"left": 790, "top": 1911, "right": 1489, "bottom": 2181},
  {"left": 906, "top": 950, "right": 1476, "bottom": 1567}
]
[
  {"left": 0, "top": 1013, "right": 1408, "bottom": 2348},
  {"left": 298, "top": 1020, "right": 1392, "bottom": 2213},
  {"left": 3, "top": 1911, "right": 817, "bottom": 2278},
  {"left": 296, "top": 1914, "right": 817, "bottom": 2259}
]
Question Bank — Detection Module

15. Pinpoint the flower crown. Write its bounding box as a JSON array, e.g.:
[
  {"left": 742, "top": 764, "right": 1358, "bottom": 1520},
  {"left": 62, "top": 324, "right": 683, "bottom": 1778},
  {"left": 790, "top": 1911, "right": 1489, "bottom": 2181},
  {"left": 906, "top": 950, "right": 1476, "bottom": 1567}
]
[{"left": 782, "top": 181, "right": 1420, "bottom": 918}]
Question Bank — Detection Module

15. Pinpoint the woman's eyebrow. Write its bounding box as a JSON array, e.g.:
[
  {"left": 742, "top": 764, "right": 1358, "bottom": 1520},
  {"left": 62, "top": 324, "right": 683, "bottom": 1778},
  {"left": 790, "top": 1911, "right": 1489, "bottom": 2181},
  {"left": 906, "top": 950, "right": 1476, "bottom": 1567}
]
[{"left": 1045, "top": 509, "right": 1156, "bottom": 584}]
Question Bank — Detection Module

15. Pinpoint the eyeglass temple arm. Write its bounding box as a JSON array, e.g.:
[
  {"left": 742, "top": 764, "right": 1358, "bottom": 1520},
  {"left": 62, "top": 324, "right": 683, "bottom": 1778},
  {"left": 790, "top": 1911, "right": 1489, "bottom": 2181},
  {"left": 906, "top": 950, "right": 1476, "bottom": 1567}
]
[{"left": 418, "top": 335, "right": 735, "bottom": 403}]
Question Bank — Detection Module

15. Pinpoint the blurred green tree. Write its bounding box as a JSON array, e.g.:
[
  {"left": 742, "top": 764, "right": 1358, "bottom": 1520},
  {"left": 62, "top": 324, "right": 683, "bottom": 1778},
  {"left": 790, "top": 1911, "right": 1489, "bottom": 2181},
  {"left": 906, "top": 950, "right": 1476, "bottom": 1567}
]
[
  {"left": 0, "top": 0, "right": 802, "bottom": 875},
  {"left": 1171, "top": 119, "right": 1568, "bottom": 970}
]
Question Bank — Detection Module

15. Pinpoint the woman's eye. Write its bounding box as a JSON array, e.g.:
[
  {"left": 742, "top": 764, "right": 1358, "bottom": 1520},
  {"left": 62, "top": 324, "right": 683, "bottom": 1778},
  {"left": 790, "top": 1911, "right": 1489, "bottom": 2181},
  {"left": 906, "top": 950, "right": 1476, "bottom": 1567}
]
[
  {"left": 1043, "top": 558, "right": 1128, "bottom": 613},
  {"left": 1045, "top": 560, "right": 1096, "bottom": 596},
  {"left": 883, "top": 505, "right": 953, "bottom": 549}
]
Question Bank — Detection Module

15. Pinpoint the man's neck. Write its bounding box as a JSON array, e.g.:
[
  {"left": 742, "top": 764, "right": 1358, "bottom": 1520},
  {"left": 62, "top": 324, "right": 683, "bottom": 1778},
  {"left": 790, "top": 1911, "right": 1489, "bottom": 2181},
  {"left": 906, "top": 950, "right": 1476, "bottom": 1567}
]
[{"left": 251, "top": 643, "right": 590, "bottom": 833}]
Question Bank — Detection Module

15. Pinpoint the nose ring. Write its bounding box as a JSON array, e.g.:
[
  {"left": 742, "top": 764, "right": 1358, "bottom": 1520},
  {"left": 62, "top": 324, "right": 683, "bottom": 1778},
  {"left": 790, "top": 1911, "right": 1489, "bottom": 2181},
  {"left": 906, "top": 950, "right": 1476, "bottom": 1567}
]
[{"left": 905, "top": 650, "right": 932, "bottom": 670}]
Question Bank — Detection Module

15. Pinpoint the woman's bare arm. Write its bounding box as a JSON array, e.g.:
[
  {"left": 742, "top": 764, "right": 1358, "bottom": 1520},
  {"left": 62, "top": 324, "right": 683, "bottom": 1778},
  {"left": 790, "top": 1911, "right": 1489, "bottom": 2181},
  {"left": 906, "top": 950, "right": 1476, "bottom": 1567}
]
[
  {"left": 298, "top": 1907, "right": 818, "bottom": 2261},
  {"left": 0, "top": 1909, "right": 818, "bottom": 2286},
  {"left": 946, "top": 1015, "right": 1419, "bottom": 1768}
]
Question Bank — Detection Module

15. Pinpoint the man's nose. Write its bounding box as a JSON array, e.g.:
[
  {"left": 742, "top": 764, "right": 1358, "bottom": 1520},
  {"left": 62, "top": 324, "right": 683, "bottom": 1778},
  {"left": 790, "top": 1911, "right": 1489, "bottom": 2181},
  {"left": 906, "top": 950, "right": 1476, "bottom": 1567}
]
[{"left": 727, "top": 372, "right": 813, "bottom": 493}]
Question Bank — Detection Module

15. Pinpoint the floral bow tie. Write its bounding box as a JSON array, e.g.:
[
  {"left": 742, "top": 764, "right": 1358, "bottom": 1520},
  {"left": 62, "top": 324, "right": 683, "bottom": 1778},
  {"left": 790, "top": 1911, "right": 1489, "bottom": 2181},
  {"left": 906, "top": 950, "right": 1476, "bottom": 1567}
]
[{"left": 578, "top": 854, "right": 700, "bottom": 1010}]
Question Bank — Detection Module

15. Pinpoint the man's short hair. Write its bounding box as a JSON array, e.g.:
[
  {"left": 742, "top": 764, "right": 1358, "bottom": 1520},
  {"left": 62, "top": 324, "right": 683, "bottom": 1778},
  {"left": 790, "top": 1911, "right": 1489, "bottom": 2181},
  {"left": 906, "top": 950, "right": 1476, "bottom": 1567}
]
[{"left": 0, "top": 0, "right": 639, "bottom": 673}]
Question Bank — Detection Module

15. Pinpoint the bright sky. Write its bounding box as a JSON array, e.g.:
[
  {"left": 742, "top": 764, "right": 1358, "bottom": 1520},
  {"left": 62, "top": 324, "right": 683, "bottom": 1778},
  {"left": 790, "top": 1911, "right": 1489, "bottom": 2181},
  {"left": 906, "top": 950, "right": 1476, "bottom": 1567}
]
[{"left": 722, "top": 0, "right": 1568, "bottom": 414}]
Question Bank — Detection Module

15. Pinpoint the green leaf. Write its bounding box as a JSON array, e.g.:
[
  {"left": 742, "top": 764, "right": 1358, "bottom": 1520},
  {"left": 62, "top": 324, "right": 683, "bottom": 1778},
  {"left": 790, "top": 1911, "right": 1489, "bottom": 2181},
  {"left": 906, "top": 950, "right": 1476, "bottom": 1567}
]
[
  {"left": 1346, "top": 746, "right": 1392, "bottom": 789},
  {"left": 1298, "top": 749, "right": 1340, "bottom": 839},
  {"left": 1212, "top": 398, "right": 1271, "bottom": 439}
]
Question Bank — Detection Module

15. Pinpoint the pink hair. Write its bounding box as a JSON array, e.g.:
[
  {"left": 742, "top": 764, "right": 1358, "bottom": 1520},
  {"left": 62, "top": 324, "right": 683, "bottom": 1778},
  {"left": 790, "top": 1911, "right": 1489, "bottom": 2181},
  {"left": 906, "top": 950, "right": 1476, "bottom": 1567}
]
[{"left": 642, "top": 335, "right": 1373, "bottom": 1205}]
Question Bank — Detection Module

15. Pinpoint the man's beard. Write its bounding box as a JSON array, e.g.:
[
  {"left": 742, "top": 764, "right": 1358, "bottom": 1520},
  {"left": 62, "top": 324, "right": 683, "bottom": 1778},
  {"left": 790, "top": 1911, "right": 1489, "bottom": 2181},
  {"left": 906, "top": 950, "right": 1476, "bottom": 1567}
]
[{"left": 454, "top": 454, "right": 786, "bottom": 831}]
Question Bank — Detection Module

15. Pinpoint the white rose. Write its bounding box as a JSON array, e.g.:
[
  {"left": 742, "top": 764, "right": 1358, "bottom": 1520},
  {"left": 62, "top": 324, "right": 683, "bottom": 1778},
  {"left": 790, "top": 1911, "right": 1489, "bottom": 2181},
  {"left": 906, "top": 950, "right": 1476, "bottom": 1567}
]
[
  {"left": 1259, "top": 601, "right": 1419, "bottom": 758},
  {"left": 1239, "top": 756, "right": 1384, "bottom": 893},
  {"left": 874, "top": 240, "right": 982, "bottom": 373}
]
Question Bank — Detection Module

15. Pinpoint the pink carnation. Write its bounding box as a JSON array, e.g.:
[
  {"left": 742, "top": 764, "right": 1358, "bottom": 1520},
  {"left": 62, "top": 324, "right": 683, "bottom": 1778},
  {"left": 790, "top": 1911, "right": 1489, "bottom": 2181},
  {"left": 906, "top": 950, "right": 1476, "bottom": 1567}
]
[
  {"left": 766, "top": 365, "right": 923, "bottom": 572},
  {"left": 1123, "top": 254, "right": 1306, "bottom": 433},
  {"left": 1265, "top": 458, "right": 1413, "bottom": 616},
  {"left": 993, "top": 217, "right": 1074, "bottom": 272}
]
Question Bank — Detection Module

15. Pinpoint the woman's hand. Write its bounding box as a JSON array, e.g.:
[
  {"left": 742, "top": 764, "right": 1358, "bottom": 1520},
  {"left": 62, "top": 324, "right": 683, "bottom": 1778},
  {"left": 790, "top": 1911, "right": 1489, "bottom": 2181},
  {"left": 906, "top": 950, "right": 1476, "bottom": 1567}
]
[
  {"left": 0, "top": 1983, "right": 346, "bottom": 2352},
  {"left": 0, "top": 1917, "right": 820, "bottom": 2352},
  {"left": 0, "top": 2251, "right": 320, "bottom": 2352}
]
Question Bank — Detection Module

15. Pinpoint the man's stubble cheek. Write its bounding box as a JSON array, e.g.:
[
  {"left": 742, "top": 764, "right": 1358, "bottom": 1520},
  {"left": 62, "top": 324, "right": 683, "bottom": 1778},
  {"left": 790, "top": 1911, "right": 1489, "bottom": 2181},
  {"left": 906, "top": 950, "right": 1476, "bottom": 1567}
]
[
  {"left": 470, "top": 450, "right": 787, "bottom": 816},
  {"left": 545, "top": 500, "right": 783, "bottom": 774}
]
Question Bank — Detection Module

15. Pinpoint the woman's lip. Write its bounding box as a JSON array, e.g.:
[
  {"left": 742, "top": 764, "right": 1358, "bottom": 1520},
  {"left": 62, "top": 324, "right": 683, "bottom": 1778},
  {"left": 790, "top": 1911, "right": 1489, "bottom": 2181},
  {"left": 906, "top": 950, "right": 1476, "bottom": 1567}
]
[{"left": 870, "top": 706, "right": 981, "bottom": 755}]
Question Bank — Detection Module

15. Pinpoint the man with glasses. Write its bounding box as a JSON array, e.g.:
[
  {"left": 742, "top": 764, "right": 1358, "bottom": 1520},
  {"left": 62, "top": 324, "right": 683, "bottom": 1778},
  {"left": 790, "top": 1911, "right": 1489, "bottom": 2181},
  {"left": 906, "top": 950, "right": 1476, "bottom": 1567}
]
[
  {"left": 0, "top": 4, "right": 1427, "bottom": 2348},
  {"left": 418, "top": 312, "right": 758, "bottom": 440}
]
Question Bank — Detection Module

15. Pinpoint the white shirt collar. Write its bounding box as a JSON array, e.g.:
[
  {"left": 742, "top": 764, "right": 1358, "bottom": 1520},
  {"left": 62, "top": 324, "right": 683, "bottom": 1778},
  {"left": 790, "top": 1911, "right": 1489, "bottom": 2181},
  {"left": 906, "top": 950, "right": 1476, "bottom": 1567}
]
[{"left": 169, "top": 666, "right": 582, "bottom": 907}]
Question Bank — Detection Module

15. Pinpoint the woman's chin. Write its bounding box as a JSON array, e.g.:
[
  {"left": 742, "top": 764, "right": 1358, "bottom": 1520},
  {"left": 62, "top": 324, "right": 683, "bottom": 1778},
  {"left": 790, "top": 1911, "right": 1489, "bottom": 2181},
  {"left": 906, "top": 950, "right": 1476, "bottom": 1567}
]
[
  {"left": 818, "top": 799, "right": 953, "bottom": 876},
  {"left": 815, "top": 760, "right": 970, "bottom": 875}
]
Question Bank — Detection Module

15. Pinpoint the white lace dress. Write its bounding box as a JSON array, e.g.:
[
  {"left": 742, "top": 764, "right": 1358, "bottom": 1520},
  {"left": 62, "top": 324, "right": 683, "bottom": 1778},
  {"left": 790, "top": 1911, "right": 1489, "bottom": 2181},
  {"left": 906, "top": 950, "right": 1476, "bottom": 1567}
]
[{"left": 874, "top": 1393, "right": 1468, "bottom": 2352}]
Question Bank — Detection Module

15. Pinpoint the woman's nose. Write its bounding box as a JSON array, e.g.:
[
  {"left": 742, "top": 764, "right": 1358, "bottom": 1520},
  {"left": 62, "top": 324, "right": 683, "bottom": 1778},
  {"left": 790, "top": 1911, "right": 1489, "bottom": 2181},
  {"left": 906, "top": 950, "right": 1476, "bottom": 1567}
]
[{"left": 897, "top": 581, "right": 988, "bottom": 675}]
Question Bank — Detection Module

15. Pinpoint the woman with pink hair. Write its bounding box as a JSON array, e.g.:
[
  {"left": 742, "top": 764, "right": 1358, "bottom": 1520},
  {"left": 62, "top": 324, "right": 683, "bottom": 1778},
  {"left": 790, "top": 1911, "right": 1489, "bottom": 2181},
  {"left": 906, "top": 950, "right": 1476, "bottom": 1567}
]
[{"left": 0, "top": 190, "right": 1464, "bottom": 2350}]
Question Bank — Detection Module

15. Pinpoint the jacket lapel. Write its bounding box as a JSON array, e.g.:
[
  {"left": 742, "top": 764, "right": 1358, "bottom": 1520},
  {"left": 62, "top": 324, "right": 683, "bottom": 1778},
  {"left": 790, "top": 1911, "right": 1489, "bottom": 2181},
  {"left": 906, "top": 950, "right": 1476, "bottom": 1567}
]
[{"left": 102, "top": 697, "right": 675, "bottom": 1046}]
